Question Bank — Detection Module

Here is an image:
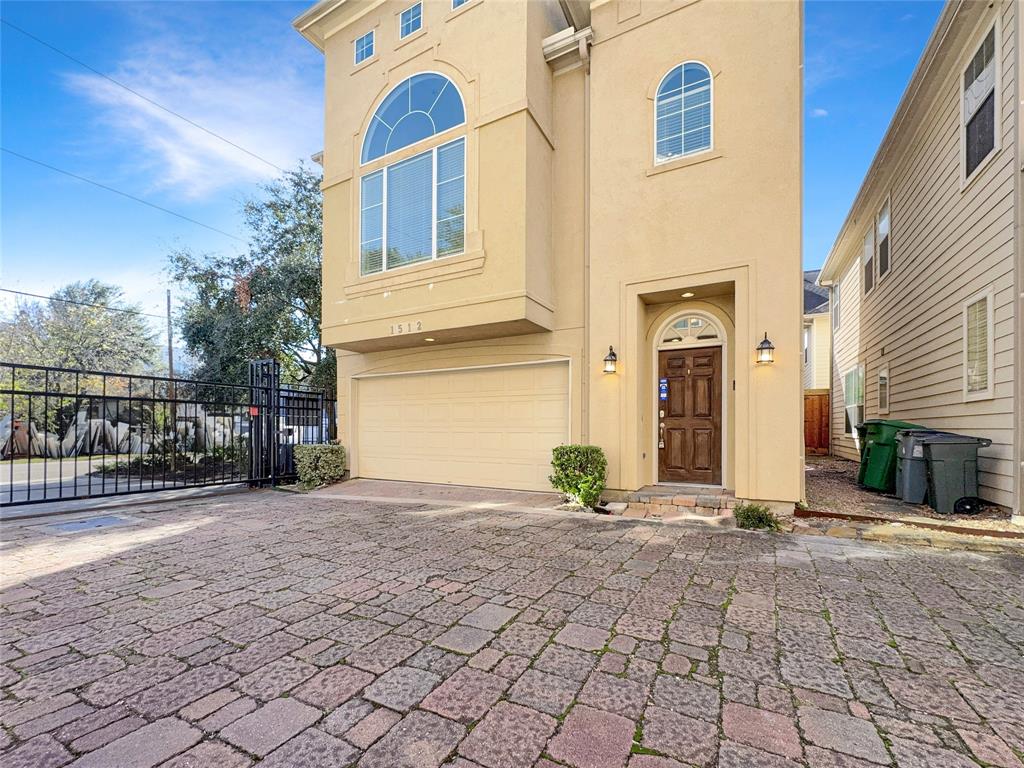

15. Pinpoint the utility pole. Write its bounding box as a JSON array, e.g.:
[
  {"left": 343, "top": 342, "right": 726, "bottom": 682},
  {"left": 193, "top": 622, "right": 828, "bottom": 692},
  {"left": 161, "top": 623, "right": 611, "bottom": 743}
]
[{"left": 166, "top": 289, "right": 174, "bottom": 380}]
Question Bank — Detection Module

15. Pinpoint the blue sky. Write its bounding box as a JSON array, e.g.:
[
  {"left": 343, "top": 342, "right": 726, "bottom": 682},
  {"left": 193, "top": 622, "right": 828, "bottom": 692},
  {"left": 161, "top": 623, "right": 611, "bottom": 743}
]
[{"left": 1, "top": 0, "right": 942, "bottom": 336}]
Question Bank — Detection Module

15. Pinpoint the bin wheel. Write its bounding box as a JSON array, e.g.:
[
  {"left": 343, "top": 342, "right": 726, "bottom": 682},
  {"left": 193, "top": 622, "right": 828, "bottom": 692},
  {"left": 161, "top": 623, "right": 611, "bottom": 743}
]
[{"left": 952, "top": 497, "right": 986, "bottom": 516}]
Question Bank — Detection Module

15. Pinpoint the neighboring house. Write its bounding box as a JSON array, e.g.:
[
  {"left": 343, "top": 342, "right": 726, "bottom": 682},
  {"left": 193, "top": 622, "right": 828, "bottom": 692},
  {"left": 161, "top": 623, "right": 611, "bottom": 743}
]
[
  {"left": 294, "top": 0, "right": 802, "bottom": 502},
  {"left": 803, "top": 270, "right": 830, "bottom": 391},
  {"left": 817, "top": 0, "right": 1020, "bottom": 520}
]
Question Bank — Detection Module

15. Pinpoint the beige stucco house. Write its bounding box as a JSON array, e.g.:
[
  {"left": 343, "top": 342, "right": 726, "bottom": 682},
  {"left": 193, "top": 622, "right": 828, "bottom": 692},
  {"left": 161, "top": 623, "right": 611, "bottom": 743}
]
[
  {"left": 295, "top": 0, "right": 803, "bottom": 503},
  {"left": 817, "top": 0, "right": 1021, "bottom": 521}
]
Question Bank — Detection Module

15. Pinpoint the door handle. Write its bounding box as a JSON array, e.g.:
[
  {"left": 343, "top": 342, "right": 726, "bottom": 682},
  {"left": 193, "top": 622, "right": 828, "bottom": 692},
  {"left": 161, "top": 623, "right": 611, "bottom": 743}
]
[{"left": 658, "top": 422, "right": 665, "bottom": 449}]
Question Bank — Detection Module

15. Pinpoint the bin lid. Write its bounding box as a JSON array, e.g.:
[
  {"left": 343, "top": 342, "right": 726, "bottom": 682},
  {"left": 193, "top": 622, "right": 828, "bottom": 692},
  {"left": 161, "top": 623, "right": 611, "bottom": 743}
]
[{"left": 920, "top": 433, "right": 993, "bottom": 447}]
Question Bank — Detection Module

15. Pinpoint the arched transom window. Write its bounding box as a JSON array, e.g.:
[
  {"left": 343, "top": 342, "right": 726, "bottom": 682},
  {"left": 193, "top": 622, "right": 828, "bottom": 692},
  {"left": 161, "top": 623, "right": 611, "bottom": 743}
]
[
  {"left": 359, "top": 73, "right": 466, "bottom": 275},
  {"left": 661, "top": 315, "right": 721, "bottom": 345},
  {"left": 362, "top": 72, "right": 465, "bottom": 164},
  {"left": 655, "top": 61, "right": 712, "bottom": 163}
]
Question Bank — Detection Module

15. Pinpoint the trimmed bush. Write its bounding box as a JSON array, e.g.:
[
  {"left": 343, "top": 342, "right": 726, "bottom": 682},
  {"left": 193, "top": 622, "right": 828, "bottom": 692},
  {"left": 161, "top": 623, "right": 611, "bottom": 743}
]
[
  {"left": 734, "top": 502, "right": 781, "bottom": 531},
  {"left": 550, "top": 444, "right": 607, "bottom": 508},
  {"left": 294, "top": 443, "right": 346, "bottom": 489}
]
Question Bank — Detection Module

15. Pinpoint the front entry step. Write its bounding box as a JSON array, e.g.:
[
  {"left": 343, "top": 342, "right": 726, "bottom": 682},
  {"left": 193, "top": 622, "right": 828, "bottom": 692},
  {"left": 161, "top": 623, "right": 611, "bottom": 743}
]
[{"left": 604, "top": 489, "right": 739, "bottom": 523}]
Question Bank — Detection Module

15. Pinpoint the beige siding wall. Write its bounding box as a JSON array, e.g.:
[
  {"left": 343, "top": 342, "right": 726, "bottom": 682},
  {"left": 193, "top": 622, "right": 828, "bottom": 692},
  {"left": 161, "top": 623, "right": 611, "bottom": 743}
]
[
  {"left": 804, "top": 313, "right": 830, "bottom": 390},
  {"left": 828, "top": 2, "right": 1017, "bottom": 508},
  {"left": 831, "top": 262, "right": 862, "bottom": 462}
]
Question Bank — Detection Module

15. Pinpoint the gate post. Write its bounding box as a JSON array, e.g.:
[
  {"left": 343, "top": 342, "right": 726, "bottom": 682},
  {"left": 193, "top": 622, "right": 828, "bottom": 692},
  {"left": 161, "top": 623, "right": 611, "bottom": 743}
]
[{"left": 249, "top": 359, "right": 280, "bottom": 486}]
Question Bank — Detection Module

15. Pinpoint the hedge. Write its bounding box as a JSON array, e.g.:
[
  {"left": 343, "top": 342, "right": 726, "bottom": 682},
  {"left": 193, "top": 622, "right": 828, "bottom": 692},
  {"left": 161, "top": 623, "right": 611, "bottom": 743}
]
[
  {"left": 550, "top": 444, "right": 607, "bottom": 508},
  {"left": 293, "top": 443, "right": 346, "bottom": 489}
]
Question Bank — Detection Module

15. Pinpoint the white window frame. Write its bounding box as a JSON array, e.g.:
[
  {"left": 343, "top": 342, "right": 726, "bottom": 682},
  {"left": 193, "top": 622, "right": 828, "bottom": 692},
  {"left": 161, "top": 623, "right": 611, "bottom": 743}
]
[
  {"left": 876, "top": 195, "right": 891, "bottom": 281},
  {"left": 960, "top": 19, "right": 1001, "bottom": 187},
  {"left": 353, "top": 30, "right": 375, "bottom": 66},
  {"left": 878, "top": 365, "right": 890, "bottom": 415},
  {"left": 831, "top": 280, "right": 841, "bottom": 332},
  {"left": 962, "top": 287, "right": 995, "bottom": 401},
  {"left": 861, "top": 228, "right": 874, "bottom": 295},
  {"left": 843, "top": 363, "right": 865, "bottom": 437},
  {"left": 400, "top": 2, "right": 423, "bottom": 38},
  {"left": 452, "top": 0, "right": 469, "bottom": 8},
  {"left": 803, "top": 325, "right": 811, "bottom": 365},
  {"left": 359, "top": 137, "right": 466, "bottom": 277},
  {"left": 653, "top": 60, "right": 714, "bottom": 166}
]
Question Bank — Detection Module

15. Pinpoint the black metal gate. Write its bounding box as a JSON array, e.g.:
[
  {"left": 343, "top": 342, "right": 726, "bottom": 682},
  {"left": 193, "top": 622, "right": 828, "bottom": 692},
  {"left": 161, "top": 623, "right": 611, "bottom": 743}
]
[{"left": 0, "top": 360, "right": 336, "bottom": 506}]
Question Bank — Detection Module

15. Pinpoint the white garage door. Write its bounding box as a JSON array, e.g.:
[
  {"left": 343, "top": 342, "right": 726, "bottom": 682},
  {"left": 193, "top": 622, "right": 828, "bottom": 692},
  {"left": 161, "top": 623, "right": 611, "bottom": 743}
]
[{"left": 356, "top": 361, "right": 569, "bottom": 491}]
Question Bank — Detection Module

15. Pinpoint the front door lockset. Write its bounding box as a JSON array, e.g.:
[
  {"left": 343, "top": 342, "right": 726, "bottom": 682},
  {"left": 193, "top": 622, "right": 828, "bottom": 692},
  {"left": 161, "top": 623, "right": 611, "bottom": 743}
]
[{"left": 658, "top": 421, "right": 665, "bottom": 449}]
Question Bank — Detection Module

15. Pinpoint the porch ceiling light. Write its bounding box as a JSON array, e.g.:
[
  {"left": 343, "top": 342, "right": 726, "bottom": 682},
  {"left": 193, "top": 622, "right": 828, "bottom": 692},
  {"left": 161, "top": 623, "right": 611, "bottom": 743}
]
[
  {"left": 603, "top": 346, "right": 618, "bottom": 374},
  {"left": 681, "top": 292, "right": 695, "bottom": 298},
  {"left": 756, "top": 332, "right": 775, "bottom": 364}
]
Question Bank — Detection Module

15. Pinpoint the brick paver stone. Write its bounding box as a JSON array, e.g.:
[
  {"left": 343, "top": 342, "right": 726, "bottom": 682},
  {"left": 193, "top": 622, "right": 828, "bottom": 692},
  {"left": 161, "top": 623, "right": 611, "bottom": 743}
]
[
  {"left": 554, "top": 623, "right": 609, "bottom": 652},
  {"left": 508, "top": 669, "right": 580, "bottom": 716},
  {"left": 364, "top": 666, "right": 442, "bottom": 712},
  {"left": 293, "top": 665, "right": 375, "bottom": 710},
  {"left": 347, "top": 635, "right": 423, "bottom": 674},
  {"left": 578, "top": 672, "right": 648, "bottom": 719},
  {"left": 2, "top": 734, "right": 74, "bottom": 768},
  {"left": 420, "top": 666, "right": 510, "bottom": 723},
  {"left": 546, "top": 704, "right": 634, "bottom": 768},
  {"left": 358, "top": 710, "right": 465, "bottom": 768},
  {"left": 458, "top": 702, "right": 557, "bottom": 768},
  {"left": 346, "top": 707, "right": 402, "bottom": 750},
  {"left": 722, "top": 703, "right": 801, "bottom": 760},
  {"left": 888, "top": 737, "right": 979, "bottom": 768},
  {"left": 260, "top": 728, "right": 360, "bottom": 768},
  {"left": 68, "top": 717, "right": 201, "bottom": 768},
  {"left": 642, "top": 705, "right": 718, "bottom": 766},
  {"left": 798, "top": 707, "right": 888, "bottom": 764},
  {"left": 717, "top": 740, "right": 803, "bottom": 768},
  {"left": 459, "top": 603, "right": 518, "bottom": 631},
  {"left": 236, "top": 655, "right": 318, "bottom": 700},
  {"left": 433, "top": 625, "right": 493, "bottom": 655},
  {"left": 652, "top": 674, "right": 720, "bottom": 721},
  {"left": 219, "top": 698, "right": 321, "bottom": 757},
  {"left": 158, "top": 741, "right": 253, "bottom": 768}
]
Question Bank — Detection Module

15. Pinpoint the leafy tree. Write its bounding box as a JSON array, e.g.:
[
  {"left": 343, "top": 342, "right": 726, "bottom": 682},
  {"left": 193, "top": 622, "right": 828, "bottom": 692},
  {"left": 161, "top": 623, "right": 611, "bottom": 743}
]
[
  {"left": 168, "top": 164, "right": 335, "bottom": 389},
  {"left": 0, "top": 280, "right": 159, "bottom": 373}
]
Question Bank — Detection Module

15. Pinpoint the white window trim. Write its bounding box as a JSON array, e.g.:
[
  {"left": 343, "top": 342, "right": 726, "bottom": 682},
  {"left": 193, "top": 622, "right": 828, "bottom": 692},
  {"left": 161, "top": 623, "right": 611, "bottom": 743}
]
[
  {"left": 653, "top": 60, "right": 714, "bottom": 166},
  {"left": 962, "top": 287, "right": 995, "bottom": 402},
  {"left": 353, "top": 30, "right": 375, "bottom": 66},
  {"left": 861, "top": 228, "right": 874, "bottom": 296},
  {"left": 400, "top": 2, "right": 423, "bottom": 39},
  {"left": 842, "top": 363, "right": 865, "bottom": 437},
  {"left": 451, "top": 0, "right": 469, "bottom": 8},
  {"left": 878, "top": 365, "right": 890, "bottom": 415},
  {"left": 960, "top": 18, "right": 1001, "bottom": 189},
  {"left": 876, "top": 194, "right": 891, "bottom": 282},
  {"left": 359, "top": 137, "right": 466, "bottom": 277},
  {"left": 831, "top": 280, "right": 841, "bottom": 332}
]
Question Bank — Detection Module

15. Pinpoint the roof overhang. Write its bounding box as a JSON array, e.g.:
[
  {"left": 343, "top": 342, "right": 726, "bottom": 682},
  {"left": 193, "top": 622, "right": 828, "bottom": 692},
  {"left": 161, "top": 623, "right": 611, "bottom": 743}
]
[{"left": 293, "top": 0, "right": 383, "bottom": 52}]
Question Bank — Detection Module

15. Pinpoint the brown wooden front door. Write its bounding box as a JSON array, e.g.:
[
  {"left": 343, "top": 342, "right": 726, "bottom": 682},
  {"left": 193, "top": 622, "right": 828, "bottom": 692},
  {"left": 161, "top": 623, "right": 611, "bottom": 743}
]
[{"left": 658, "top": 347, "right": 722, "bottom": 484}]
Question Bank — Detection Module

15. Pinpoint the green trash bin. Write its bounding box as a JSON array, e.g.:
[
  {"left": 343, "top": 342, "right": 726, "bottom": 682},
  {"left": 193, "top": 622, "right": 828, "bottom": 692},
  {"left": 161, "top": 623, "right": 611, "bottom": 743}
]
[
  {"left": 857, "top": 419, "right": 923, "bottom": 493},
  {"left": 922, "top": 433, "right": 992, "bottom": 514}
]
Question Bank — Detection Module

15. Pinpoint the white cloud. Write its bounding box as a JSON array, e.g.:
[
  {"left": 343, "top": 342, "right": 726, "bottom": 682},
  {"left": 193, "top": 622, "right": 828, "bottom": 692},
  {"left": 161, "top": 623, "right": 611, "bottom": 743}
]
[
  {"left": 65, "top": 16, "right": 322, "bottom": 200},
  {"left": 811, "top": 108, "right": 829, "bottom": 118}
]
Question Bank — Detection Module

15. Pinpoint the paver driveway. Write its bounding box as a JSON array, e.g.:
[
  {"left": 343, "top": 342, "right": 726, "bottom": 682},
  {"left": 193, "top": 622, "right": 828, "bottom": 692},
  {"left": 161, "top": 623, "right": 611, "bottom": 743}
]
[{"left": 1, "top": 491, "right": 1023, "bottom": 768}]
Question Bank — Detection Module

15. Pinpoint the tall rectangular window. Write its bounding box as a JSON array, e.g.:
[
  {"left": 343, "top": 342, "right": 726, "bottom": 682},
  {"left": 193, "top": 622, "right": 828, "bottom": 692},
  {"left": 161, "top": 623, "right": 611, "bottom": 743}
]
[
  {"left": 964, "top": 27, "right": 996, "bottom": 178},
  {"left": 400, "top": 2, "right": 422, "bottom": 38},
  {"left": 360, "top": 138, "right": 466, "bottom": 276},
  {"left": 844, "top": 365, "right": 864, "bottom": 436},
  {"left": 862, "top": 229, "right": 874, "bottom": 294},
  {"left": 831, "top": 281, "right": 841, "bottom": 331},
  {"left": 964, "top": 291, "right": 993, "bottom": 399},
  {"left": 876, "top": 198, "right": 891, "bottom": 278},
  {"left": 354, "top": 30, "right": 374, "bottom": 65}
]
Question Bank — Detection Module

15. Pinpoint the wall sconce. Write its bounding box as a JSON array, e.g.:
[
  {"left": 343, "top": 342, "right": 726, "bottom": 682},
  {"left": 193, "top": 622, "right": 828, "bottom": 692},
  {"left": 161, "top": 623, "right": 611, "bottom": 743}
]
[
  {"left": 756, "top": 332, "right": 775, "bottom": 364},
  {"left": 603, "top": 346, "right": 618, "bottom": 374}
]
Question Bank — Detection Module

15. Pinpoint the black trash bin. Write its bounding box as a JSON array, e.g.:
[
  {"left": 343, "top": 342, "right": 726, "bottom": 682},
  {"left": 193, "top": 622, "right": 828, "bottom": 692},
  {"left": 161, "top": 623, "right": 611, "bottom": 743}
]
[
  {"left": 895, "top": 429, "right": 950, "bottom": 503},
  {"left": 921, "top": 433, "right": 993, "bottom": 514}
]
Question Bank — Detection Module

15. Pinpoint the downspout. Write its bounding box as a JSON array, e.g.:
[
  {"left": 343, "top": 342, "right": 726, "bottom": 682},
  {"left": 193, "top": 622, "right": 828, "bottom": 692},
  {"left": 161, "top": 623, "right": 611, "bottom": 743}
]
[
  {"left": 581, "top": 35, "right": 592, "bottom": 443},
  {"left": 1014, "top": 0, "right": 1023, "bottom": 524}
]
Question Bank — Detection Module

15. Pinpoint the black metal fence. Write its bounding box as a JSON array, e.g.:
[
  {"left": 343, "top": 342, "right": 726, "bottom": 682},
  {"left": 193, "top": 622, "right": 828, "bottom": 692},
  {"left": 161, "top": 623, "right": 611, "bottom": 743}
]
[{"left": 1, "top": 360, "right": 336, "bottom": 506}]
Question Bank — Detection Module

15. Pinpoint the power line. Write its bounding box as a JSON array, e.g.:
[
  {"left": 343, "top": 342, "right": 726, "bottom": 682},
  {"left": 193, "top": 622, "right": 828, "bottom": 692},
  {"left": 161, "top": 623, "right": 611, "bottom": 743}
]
[
  {"left": 2, "top": 148, "right": 246, "bottom": 242},
  {"left": 1, "top": 18, "right": 286, "bottom": 174},
  {"left": 0, "top": 288, "right": 167, "bottom": 319}
]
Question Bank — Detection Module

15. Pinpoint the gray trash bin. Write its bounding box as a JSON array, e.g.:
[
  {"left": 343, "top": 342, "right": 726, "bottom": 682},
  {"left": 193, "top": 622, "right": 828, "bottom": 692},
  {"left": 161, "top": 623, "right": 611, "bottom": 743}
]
[
  {"left": 922, "top": 433, "right": 993, "bottom": 514},
  {"left": 895, "top": 429, "right": 947, "bottom": 503}
]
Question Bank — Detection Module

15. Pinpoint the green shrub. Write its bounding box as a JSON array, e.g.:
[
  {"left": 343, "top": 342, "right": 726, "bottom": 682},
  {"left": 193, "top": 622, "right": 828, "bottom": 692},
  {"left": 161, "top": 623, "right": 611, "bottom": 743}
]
[
  {"left": 294, "top": 443, "right": 346, "bottom": 489},
  {"left": 734, "top": 502, "right": 781, "bottom": 531},
  {"left": 550, "top": 445, "right": 607, "bottom": 508}
]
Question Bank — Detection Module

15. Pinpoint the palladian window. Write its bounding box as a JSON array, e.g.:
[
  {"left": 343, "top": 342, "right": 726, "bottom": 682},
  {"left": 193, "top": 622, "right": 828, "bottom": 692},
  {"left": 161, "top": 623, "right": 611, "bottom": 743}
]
[
  {"left": 661, "top": 315, "right": 721, "bottom": 345},
  {"left": 359, "top": 73, "right": 466, "bottom": 276},
  {"left": 655, "top": 61, "right": 712, "bottom": 163}
]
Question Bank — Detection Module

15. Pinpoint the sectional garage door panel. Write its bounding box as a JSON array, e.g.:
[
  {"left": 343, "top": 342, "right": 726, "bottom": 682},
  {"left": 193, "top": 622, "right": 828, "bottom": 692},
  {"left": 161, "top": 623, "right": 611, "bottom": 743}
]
[{"left": 356, "top": 362, "right": 569, "bottom": 491}]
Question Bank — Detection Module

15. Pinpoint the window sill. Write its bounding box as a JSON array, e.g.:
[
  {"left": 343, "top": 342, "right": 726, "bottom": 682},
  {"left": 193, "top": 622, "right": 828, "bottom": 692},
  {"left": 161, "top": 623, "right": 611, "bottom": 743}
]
[
  {"left": 345, "top": 245, "right": 487, "bottom": 298},
  {"left": 445, "top": 0, "right": 482, "bottom": 22},
  {"left": 395, "top": 27, "right": 427, "bottom": 50},
  {"left": 959, "top": 145, "right": 1000, "bottom": 194},
  {"left": 964, "top": 389, "right": 994, "bottom": 403},
  {"left": 646, "top": 151, "right": 722, "bottom": 177},
  {"left": 351, "top": 55, "right": 378, "bottom": 75}
]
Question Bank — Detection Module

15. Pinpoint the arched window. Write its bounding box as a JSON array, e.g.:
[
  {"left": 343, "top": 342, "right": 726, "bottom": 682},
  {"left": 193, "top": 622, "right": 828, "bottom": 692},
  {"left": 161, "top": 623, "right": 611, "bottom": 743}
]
[
  {"left": 661, "top": 315, "right": 720, "bottom": 345},
  {"left": 362, "top": 72, "right": 465, "bottom": 164},
  {"left": 655, "top": 62, "right": 712, "bottom": 163},
  {"left": 359, "top": 73, "right": 466, "bottom": 275}
]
